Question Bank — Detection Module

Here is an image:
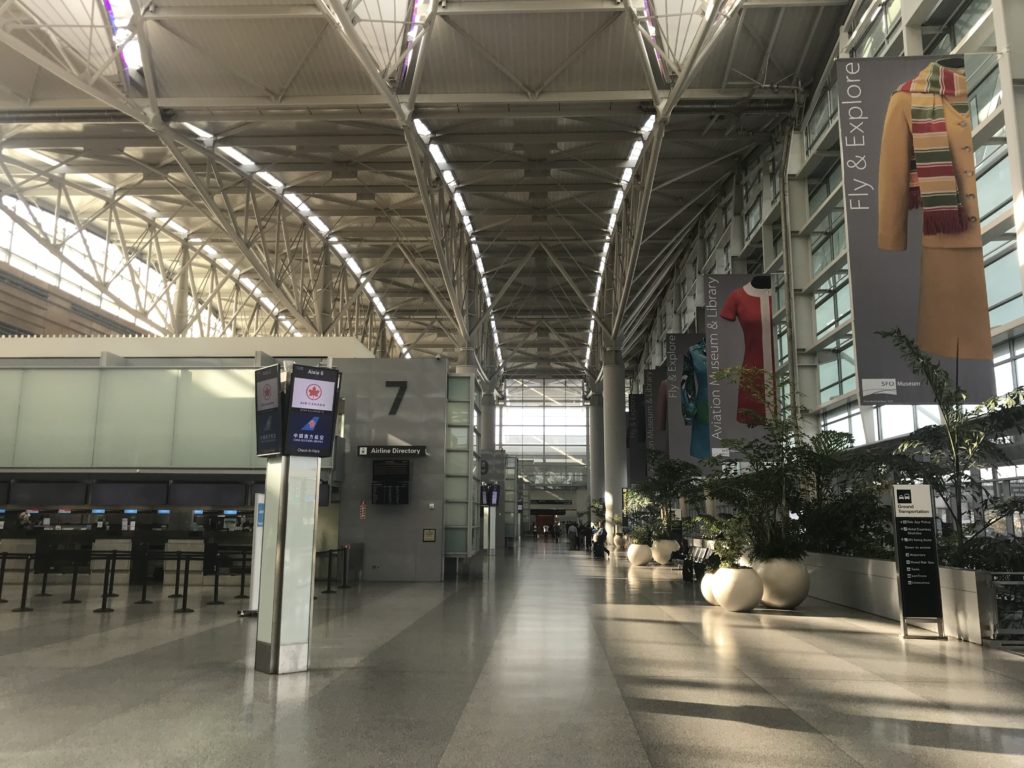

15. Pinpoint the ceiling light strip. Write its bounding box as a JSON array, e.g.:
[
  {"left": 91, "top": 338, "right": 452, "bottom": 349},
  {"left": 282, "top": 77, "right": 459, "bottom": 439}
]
[
  {"left": 583, "top": 115, "right": 656, "bottom": 371},
  {"left": 412, "top": 118, "right": 503, "bottom": 368},
  {"left": 179, "top": 123, "right": 410, "bottom": 357}
]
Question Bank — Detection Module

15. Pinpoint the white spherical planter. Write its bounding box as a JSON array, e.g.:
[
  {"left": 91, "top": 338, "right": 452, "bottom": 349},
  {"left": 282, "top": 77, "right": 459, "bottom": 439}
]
[
  {"left": 626, "top": 543, "right": 652, "bottom": 566},
  {"left": 651, "top": 539, "right": 680, "bottom": 565},
  {"left": 700, "top": 572, "right": 718, "bottom": 605},
  {"left": 711, "top": 568, "right": 763, "bottom": 612},
  {"left": 612, "top": 533, "right": 625, "bottom": 550},
  {"left": 753, "top": 559, "right": 810, "bottom": 609}
]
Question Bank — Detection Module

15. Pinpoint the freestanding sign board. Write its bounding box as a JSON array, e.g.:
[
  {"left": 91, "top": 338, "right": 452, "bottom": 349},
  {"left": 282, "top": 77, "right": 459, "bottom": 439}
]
[
  {"left": 892, "top": 484, "right": 945, "bottom": 639},
  {"left": 284, "top": 364, "right": 341, "bottom": 458},
  {"left": 254, "top": 365, "right": 283, "bottom": 456}
]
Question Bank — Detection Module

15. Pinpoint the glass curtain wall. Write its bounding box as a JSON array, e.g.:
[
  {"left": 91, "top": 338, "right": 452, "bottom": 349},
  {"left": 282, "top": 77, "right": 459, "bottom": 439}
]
[{"left": 497, "top": 379, "right": 588, "bottom": 490}]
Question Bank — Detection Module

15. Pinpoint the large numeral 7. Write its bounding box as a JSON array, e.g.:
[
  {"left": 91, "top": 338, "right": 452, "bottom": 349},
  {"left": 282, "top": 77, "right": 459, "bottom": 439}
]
[{"left": 385, "top": 380, "right": 407, "bottom": 415}]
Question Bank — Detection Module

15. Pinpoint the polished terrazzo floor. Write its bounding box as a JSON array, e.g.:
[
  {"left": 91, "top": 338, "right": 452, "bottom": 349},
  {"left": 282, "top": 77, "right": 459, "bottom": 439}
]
[{"left": 1, "top": 541, "right": 1022, "bottom": 767}]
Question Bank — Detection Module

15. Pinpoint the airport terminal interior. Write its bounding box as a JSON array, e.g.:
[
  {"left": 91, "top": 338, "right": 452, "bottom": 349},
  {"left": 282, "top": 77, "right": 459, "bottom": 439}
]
[{"left": 1, "top": 0, "right": 1024, "bottom": 766}]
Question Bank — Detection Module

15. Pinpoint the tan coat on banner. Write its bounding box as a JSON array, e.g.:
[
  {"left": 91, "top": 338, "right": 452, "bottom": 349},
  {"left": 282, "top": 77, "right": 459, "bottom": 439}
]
[{"left": 877, "top": 90, "right": 992, "bottom": 361}]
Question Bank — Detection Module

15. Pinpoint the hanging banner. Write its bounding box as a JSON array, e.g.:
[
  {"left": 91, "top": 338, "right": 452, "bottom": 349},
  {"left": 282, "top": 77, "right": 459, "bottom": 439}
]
[
  {"left": 892, "top": 484, "right": 944, "bottom": 638},
  {"left": 704, "top": 274, "right": 776, "bottom": 454},
  {"left": 649, "top": 363, "right": 668, "bottom": 458},
  {"left": 626, "top": 393, "right": 647, "bottom": 487},
  {"left": 836, "top": 56, "right": 995, "bottom": 404},
  {"left": 665, "top": 333, "right": 709, "bottom": 463}
]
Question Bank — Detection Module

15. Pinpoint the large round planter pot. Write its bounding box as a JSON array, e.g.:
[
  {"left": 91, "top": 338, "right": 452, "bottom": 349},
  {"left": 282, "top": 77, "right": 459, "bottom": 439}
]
[
  {"left": 711, "top": 568, "right": 763, "bottom": 612},
  {"left": 612, "top": 533, "right": 625, "bottom": 550},
  {"left": 651, "top": 539, "right": 680, "bottom": 565},
  {"left": 700, "top": 572, "right": 718, "bottom": 605},
  {"left": 753, "top": 559, "right": 810, "bottom": 609},
  {"left": 626, "top": 543, "right": 652, "bottom": 566}
]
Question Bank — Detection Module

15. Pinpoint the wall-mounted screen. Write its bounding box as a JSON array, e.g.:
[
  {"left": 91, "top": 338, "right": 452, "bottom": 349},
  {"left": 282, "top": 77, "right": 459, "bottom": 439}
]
[
  {"left": 371, "top": 459, "right": 410, "bottom": 505},
  {"left": 480, "top": 483, "right": 500, "bottom": 507}
]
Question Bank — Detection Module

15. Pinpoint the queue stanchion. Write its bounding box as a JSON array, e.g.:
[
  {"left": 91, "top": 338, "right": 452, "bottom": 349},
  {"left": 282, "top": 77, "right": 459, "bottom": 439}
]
[
  {"left": 38, "top": 569, "right": 51, "bottom": 597},
  {"left": 168, "top": 551, "right": 183, "bottom": 598},
  {"left": 340, "top": 546, "right": 351, "bottom": 589},
  {"left": 175, "top": 556, "right": 194, "bottom": 614},
  {"left": 207, "top": 556, "right": 224, "bottom": 606},
  {"left": 63, "top": 560, "right": 81, "bottom": 604},
  {"left": 0, "top": 552, "right": 9, "bottom": 604},
  {"left": 134, "top": 547, "right": 153, "bottom": 605},
  {"left": 236, "top": 552, "right": 249, "bottom": 600},
  {"left": 94, "top": 554, "right": 113, "bottom": 613},
  {"left": 12, "top": 555, "right": 33, "bottom": 613},
  {"left": 322, "top": 550, "right": 337, "bottom": 594},
  {"left": 105, "top": 553, "right": 120, "bottom": 598}
]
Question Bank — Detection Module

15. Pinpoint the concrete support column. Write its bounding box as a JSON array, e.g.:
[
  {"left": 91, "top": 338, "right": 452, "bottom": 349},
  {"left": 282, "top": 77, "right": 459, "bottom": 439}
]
[
  {"left": 588, "top": 383, "right": 604, "bottom": 523},
  {"left": 602, "top": 348, "right": 626, "bottom": 539},
  {"left": 480, "top": 390, "right": 497, "bottom": 452}
]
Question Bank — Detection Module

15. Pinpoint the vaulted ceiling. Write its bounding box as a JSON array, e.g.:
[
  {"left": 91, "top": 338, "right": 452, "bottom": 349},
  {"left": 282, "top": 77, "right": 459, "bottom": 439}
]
[{"left": 0, "top": 0, "right": 849, "bottom": 381}]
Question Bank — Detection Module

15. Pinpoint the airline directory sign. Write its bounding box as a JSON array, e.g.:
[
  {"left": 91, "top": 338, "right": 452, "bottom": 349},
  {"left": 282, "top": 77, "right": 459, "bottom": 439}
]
[
  {"left": 254, "top": 364, "right": 283, "bottom": 456},
  {"left": 284, "top": 364, "right": 341, "bottom": 458}
]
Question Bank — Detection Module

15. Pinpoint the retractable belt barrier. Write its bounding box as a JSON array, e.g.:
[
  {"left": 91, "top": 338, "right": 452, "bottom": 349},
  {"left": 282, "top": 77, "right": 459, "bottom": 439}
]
[{"left": 4, "top": 549, "right": 225, "bottom": 615}]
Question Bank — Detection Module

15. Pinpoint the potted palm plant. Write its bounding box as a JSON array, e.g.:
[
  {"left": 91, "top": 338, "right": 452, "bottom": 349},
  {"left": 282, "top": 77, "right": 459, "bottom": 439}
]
[
  {"left": 626, "top": 521, "right": 654, "bottom": 566},
  {"left": 700, "top": 368, "right": 811, "bottom": 609},
  {"left": 636, "top": 451, "right": 702, "bottom": 565},
  {"left": 694, "top": 513, "right": 764, "bottom": 611}
]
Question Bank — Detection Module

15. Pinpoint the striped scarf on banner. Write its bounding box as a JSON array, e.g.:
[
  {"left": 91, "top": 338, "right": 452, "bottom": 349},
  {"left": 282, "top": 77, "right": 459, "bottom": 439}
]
[{"left": 896, "top": 62, "right": 970, "bottom": 235}]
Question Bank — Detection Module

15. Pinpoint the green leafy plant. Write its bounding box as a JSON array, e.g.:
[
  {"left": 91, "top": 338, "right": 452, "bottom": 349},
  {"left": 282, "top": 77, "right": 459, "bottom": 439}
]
[
  {"left": 880, "top": 329, "right": 1024, "bottom": 568},
  {"left": 699, "top": 367, "right": 808, "bottom": 562},
  {"left": 691, "top": 513, "right": 748, "bottom": 570},
  {"left": 635, "top": 450, "right": 703, "bottom": 532},
  {"left": 796, "top": 431, "right": 893, "bottom": 558},
  {"left": 629, "top": 522, "right": 655, "bottom": 547}
]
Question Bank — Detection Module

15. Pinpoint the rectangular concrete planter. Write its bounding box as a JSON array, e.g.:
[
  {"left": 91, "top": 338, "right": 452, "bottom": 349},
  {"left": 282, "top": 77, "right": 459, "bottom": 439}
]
[{"left": 805, "top": 552, "right": 997, "bottom": 645}]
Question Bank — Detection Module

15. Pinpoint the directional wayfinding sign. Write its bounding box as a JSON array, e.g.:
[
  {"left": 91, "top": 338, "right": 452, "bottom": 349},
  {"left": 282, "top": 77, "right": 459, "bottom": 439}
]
[
  {"left": 892, "top": 484, "right": 945, "bottom": 639},
  {"left": 284, "top": 364, "right": 341, "bottom": 458},
  {"left": 255, "top": 364, "right": 283, "bottom": 456}
]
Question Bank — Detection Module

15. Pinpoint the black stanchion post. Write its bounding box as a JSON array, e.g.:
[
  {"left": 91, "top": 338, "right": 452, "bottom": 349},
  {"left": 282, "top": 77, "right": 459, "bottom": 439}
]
[
  {"left": 105, "top": 552, "right": 119, "bottom": 598},
  {"left": 0, "top": 552, "right": 9, "bottom": 604},
  {"left": 169, "top": 552, "right": 183, "bottom": 598},
  {"left": 94, "top": 554, "right": 113, "bottom": 613},
  {"left": 322, "top": 550, "right": 337, "bottom": 594},
  {"left": 13, "top": 556, "right": 33, "bottom": 612},
  {"left": 340, "top": 546, "right": 351, "bottom": 589},
  {"left": 236, "top": 552, "right": 248, "bottom": 599},
  {"left": 207, "top": 557, "right": 223, "bottom": 606},
  {"left": 63, "top": 561, "right": 81, "bottom": 604},
  {"left": 175, "top": 556, "right": 194, "bottom": 614},
  {"left": 38, "top": 568, "right": 51, "bottom": 597},
  {"left": 134, "top": 547, "right": 153, "bottom": 605}
]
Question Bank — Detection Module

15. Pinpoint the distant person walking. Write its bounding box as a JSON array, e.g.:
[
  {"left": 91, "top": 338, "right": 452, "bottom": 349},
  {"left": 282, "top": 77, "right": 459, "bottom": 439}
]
[
  {"left": 567, "top": 522, "right": 578, "bottom": 550},
  {"left": 592, "top": 526, "right": 609, "bottom": 559}
]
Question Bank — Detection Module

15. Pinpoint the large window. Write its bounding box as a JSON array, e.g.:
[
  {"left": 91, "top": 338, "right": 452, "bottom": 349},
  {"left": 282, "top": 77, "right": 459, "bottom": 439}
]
[
  {"left": 498, "top": 379, "right": 588, "bottom": 489},
  {"left": 814, "top": 274, "right": 851, "bottom": 339},
  {"left": 818, "top": 337, "right": 856, "bottom": 403}
]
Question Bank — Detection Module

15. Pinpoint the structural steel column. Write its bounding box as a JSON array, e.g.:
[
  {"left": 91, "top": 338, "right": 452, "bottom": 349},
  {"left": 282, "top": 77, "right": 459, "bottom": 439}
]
[
  {"left": 992, "top": 0, "right": 1024, "bottom": 281},
  {"left": 602, "top": 348, "right": 626, "bottom": 539},
  {"left": 588, "top": 383, "right": 604, "bottom": 518},
  {"left": 480, "top": 390, "right": 497, "bottom": 453}
]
